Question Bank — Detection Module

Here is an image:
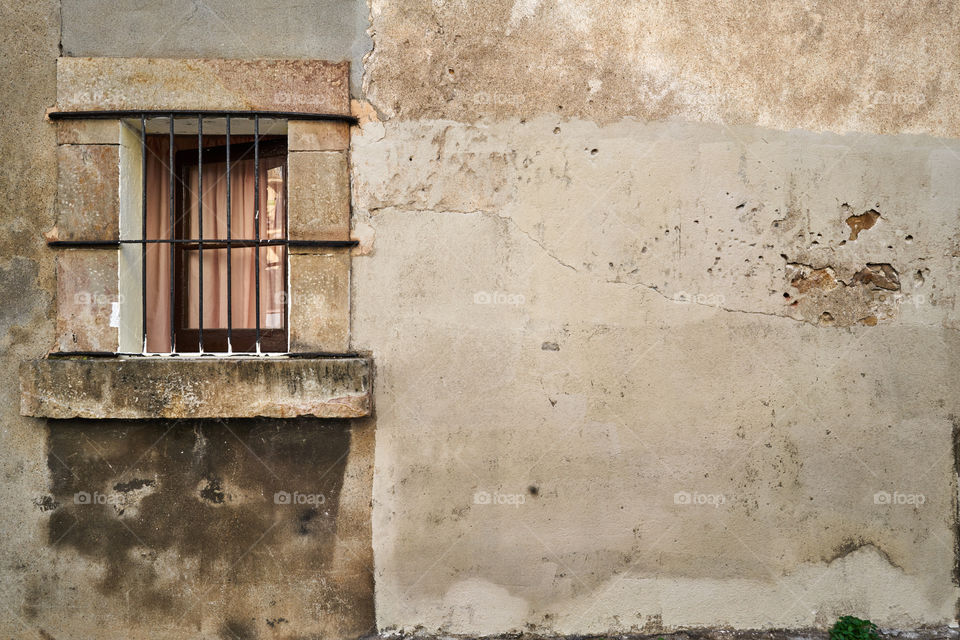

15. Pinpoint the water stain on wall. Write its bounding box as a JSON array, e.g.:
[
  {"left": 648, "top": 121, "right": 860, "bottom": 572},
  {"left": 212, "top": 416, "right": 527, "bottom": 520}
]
[{"left": 41, "top": 418, "right": 371, "bottom": 637}]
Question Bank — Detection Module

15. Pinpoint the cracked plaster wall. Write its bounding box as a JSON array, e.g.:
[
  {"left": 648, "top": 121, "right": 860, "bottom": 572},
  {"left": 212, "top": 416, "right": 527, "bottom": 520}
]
[
  {"left": 353, "top": 0, "right": 960, "bottom": 634},
  {"left": 3, "top": 0, "right": 960, "bottom": 637}
]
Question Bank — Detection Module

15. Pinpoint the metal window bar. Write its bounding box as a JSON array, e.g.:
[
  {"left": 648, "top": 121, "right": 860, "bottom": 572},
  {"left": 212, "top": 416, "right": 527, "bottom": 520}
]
[
  {"left": 47, "top": 111, "right": 357, "bottom": 356},
  {"left": 168, "top": 118, "right": 175, "bottom": 353},
  {"left": 140, "top": 114, "right": 147, "bottom": 352},
  {"left": 197, "top": 115, "right": 204, "bottom": 352},
  {"left": 254, "top": 115, "right": 261, "bottom": 353},
  {"left": 225, "top": 114, "right": 232, "bottom": 353}
]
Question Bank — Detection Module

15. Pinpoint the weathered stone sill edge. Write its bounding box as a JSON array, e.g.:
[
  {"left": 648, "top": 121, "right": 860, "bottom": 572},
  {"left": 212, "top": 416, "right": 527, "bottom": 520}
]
[{"left": 20, "top": 356, "right": 372, "bottom": 419}]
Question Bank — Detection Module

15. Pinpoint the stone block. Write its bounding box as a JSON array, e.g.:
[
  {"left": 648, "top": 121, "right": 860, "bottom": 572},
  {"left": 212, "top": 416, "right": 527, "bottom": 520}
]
[
  {"left": 55, "top": 249, "right": 119, "bottom": 352},
  {"left": 288, "top": 151, "right": 350, "bottom": 241},
  {"left": 289, "top": 251, "right": 350, "bottom": 352},
  {"left": 55, "top": 143, "right": 119, "bottom": 241},
  {"left": 288, "top": 120, "right": 350, "bottom": 151},
  {"left": 56, "top": 119, "right": 120, "bottom": 144},
  {"left": 57, "top": 57, "right": 350, "bottom": 114}
]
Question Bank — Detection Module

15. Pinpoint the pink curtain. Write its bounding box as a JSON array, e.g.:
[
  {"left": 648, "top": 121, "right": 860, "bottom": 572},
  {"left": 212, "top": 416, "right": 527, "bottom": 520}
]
[
  {"left": 144, "top": 137, "right": 172, "bottom": 352},
  {"left": 145, "top": 136, "right": 285, "bottom": 352}
]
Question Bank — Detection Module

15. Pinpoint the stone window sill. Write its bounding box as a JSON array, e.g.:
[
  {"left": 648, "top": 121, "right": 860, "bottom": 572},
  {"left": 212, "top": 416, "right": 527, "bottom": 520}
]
[{"left": 19, "top": 357, "right": 371, "bottom": 419}]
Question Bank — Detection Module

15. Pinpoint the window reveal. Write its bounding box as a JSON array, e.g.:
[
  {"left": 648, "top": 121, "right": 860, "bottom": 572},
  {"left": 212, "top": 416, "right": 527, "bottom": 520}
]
[
  {"left": 46, "top": 110, "right": 358, "bottom": 357},
  {"left": 140, "top": 117, "right": 287, "bottom": 353}
]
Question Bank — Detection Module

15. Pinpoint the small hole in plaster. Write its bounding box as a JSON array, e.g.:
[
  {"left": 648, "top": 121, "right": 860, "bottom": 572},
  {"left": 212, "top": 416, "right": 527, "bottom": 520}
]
[
  {"left": 590, "top": 148, "right": 598, "bottom": 156},
  {"left": 905, "top": 235, "right": 914, "bottom": 243},
  {"left": 553, "top": 127, "right": 561, "bottom": 134}
]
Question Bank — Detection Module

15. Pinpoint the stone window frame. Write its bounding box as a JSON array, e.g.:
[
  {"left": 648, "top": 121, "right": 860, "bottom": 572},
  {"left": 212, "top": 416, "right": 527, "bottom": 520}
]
[{"left": 18, "top": 58, "right": 372, "bottom": 419}]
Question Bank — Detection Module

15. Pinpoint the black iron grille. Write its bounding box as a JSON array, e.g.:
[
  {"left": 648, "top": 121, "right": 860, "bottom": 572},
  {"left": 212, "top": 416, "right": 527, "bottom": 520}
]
[{"left": 47, "top": 110, "right": 358, "bottom": 356}]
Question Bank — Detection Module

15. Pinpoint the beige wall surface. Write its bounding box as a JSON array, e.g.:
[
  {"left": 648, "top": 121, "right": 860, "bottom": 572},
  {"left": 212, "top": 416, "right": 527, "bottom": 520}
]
[
  {"left": 1, "top": 0, "right": 960, "bottom": 637},
  {"left": 355, "top": 0, "right": 960, "bottom": 634}
]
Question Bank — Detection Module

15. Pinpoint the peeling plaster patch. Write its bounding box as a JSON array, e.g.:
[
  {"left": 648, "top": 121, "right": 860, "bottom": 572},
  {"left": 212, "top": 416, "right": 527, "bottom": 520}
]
[
  {"left": 853, "top": 263, "right": 901, "bottom": 291},
  {"left": 105, "top": 476, "right": 158, "bottom": 518},
  {"left": 845, "top": 208, "right": 881, "bottom": 241},
  {"left": 352, "top": 222, "right": 376, "bottom": 255},
  {"left": 789, "top": 265, "right": 839, "bottom": 294},
  {"left": 352, "top": 117, "right": 960, "bottom": 331},
  {"left": 198, "top": 478, "right": 225, "bottom": 505},
  {"left": 786, "top": 260, "right": 901, "bottom": 326},
  {"left": 32, "top": 496, "right": 59, "bottom": 512},
  {"left": 352, "top": 99, "right": 382, "bottom": 128},
  {"left": 114, "top": 478, "right": 154, "bottom": 493},
  {"left": 826, "top": 538, "right": 902, "bottom": 571}
]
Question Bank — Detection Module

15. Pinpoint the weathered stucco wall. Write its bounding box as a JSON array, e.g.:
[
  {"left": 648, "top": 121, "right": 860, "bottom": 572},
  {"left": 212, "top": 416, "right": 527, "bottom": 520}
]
[
  {"left": 352, "top": 117, "right": 960, "bottom": 633},
  {"left": 353, "top": 0, "right": 960, "bottom": 635},
  {"left": 3, "top": 0, "right": 960, "bottom": 638}
]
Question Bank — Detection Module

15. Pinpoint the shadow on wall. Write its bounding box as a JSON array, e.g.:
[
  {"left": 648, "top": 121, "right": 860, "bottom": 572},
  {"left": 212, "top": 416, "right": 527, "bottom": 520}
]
[{"left": 38, "top": 418, "right": 373, "bottom": 639}]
